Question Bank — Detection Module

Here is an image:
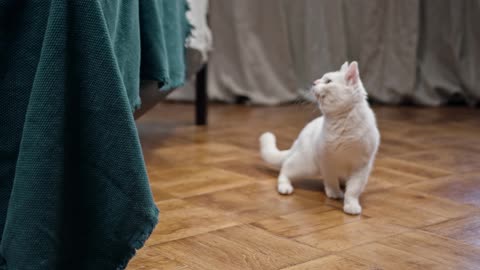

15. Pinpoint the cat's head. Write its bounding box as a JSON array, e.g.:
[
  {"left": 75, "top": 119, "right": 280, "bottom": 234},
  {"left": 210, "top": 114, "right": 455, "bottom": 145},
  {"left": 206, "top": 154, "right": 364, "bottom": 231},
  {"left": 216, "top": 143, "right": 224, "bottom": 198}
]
[{"left": 311, "top": 61, "right": 367, "bottom": 115}]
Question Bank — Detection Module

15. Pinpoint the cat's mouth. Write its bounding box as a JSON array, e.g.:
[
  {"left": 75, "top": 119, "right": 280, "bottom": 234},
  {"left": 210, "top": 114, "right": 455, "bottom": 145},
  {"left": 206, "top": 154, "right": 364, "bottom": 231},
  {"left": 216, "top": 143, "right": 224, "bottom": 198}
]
[
  {"left": 314, "top": 92, "right": 326, "bottom": 100},
  {"left": 310, "top": 86, "right": 326, "bottom": 101}
]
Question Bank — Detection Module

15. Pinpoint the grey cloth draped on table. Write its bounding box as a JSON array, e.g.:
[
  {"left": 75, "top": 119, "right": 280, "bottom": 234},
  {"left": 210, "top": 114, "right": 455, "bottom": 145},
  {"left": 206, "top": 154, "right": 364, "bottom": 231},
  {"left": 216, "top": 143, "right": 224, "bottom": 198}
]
[
  {"left": 207, "top": 0, "right": 480, "bottom": 106},
  {"left": 169, "top": 0, "right": 212, "bottom": 101}
]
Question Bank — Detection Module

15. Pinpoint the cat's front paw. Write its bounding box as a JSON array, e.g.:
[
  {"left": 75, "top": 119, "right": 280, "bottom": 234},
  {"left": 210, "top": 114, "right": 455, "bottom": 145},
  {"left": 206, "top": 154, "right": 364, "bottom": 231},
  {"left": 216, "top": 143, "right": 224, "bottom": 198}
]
[
  {"left": 343, "top": 202, "right": 362, "bottom": 215},
  {"left": 278, "top": 183, "right": 294, "bottom": 195},
  {"left": 325, "top": 187, "right": 344, "bottom": 200}
]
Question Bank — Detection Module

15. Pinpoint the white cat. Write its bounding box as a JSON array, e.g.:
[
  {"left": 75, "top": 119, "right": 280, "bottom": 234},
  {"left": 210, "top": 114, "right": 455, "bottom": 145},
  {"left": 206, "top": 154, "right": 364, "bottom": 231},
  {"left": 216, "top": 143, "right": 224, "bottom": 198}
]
[{"left": 259, "top": 61, "right": 379, "bottom": 215}]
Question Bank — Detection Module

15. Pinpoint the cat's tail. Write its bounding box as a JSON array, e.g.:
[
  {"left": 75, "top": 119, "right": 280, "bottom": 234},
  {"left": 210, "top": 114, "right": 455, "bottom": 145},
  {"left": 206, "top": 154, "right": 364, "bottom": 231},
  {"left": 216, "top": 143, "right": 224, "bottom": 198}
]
[{"left": 259, "top": 132, "right": 290, "bottom": 169}]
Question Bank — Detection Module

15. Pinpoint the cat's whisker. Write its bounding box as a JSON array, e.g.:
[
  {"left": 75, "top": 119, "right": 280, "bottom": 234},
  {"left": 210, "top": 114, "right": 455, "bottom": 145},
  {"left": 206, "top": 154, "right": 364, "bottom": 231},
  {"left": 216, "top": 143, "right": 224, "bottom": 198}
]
[
  {"left": 292, "top": 96, "right": 308, "bottom": 105},
  {"left": 294, "top": 100, "right": 315, "bottom": 114},
  {"left": 291, "top": 97, "right": 317, "bottom": 116}
]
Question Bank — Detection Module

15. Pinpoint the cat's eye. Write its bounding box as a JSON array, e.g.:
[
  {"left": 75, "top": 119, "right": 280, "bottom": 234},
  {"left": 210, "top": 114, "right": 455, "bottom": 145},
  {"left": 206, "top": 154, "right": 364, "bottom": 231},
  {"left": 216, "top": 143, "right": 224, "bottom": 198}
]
[{"left": 324, "top": 79, "right": 332, "bottom": 84}]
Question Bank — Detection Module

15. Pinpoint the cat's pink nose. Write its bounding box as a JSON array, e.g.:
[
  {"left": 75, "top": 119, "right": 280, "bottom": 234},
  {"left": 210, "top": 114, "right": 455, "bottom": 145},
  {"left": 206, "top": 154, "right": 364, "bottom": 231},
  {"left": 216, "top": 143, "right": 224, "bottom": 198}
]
[{"left": 314, "top": 79, "right": 322, "bottom": 85}]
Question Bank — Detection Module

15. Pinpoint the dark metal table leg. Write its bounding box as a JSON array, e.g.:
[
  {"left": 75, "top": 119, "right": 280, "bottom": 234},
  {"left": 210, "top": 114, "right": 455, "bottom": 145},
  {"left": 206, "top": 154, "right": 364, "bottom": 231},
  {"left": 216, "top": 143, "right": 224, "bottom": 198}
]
[{"left": 195, "top": 65, "right": 208, "bottom": 125}]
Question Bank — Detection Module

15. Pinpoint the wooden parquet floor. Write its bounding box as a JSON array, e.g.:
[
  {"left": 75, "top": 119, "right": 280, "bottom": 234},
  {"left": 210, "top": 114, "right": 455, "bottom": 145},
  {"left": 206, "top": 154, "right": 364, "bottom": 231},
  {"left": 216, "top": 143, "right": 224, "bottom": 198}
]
[{"left": 128, "top": 102, "right": 480, "bottom": 270}]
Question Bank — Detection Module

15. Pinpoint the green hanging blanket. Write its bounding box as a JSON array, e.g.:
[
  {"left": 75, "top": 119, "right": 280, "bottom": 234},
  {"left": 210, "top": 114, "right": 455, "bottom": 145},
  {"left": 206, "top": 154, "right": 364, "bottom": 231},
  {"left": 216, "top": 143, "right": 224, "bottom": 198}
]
[{"left": 0, "top": 0, "right": 190, "bottom": 269}]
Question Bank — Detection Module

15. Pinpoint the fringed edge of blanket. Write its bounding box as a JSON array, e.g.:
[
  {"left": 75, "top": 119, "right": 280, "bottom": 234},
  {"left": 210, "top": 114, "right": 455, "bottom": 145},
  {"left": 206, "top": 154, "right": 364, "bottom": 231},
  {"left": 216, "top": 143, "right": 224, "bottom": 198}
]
[{"left": 116, "top": 207, "right": 159, "bottom": 270}]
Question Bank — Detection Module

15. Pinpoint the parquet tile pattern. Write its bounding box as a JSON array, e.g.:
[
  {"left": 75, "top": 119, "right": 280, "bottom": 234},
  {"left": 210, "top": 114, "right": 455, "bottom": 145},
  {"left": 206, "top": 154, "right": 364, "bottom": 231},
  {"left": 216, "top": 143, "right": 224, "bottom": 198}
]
[{"left": 128, "top": 103, "right": 480, "bottom": 270}]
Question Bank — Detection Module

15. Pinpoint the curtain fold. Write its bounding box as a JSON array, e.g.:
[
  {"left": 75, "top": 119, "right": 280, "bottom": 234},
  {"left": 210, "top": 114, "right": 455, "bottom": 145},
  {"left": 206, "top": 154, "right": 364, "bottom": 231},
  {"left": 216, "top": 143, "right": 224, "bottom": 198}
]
[
  {"left": 207, "top": 0, "right": 298, "bottom": 105},
  {"left": 416, "top": 0, "right": 480, "bottom": 106}
]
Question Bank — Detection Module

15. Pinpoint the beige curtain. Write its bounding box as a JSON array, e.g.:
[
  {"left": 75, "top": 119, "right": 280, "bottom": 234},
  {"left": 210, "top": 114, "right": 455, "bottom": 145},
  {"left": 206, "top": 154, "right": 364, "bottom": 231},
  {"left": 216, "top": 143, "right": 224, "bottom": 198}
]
[{"left": 206, "top": 0, "right": 480, "bottom": 106}]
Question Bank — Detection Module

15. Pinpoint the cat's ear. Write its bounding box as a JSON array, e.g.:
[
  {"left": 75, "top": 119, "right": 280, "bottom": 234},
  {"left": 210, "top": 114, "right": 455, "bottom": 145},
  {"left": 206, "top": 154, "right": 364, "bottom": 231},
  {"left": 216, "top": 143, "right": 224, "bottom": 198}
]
[
  {"left": 340, "top": 61, "right": 349, "bottom": 72},
  {"left": 345, "top": 61, "right": 359, "bottom": 87}
]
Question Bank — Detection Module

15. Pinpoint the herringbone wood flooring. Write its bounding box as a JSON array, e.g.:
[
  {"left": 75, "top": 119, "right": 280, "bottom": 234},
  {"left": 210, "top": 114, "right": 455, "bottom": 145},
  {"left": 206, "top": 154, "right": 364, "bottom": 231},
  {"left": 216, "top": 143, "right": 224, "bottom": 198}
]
[{"left": 128, "top": 102, "right": 480, "bottom": 270}]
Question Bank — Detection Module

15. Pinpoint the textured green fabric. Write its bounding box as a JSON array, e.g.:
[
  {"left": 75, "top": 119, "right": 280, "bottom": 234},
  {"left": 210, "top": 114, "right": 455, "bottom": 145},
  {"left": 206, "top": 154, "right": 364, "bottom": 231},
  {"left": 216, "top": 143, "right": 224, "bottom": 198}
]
[{"left": 0, "top": 0, "right": 189, "bottom": 269}]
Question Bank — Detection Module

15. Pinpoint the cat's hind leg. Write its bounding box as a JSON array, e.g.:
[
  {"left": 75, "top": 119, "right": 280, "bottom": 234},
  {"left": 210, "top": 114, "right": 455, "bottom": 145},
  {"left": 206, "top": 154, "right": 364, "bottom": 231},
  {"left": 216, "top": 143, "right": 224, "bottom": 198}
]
[
  {"left": 277, "top": 152, "right": 312, "bottom": 195},
  {"left": 278, "top": 173, "right": 294, "bottom": 195}
]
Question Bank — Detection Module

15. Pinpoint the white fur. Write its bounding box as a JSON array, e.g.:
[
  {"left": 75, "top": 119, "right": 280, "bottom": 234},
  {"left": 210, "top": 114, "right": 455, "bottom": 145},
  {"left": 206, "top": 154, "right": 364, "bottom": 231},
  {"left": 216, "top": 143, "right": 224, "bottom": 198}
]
[{"left": 259, "top": 61, "right": 380, "bottom": 215}]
